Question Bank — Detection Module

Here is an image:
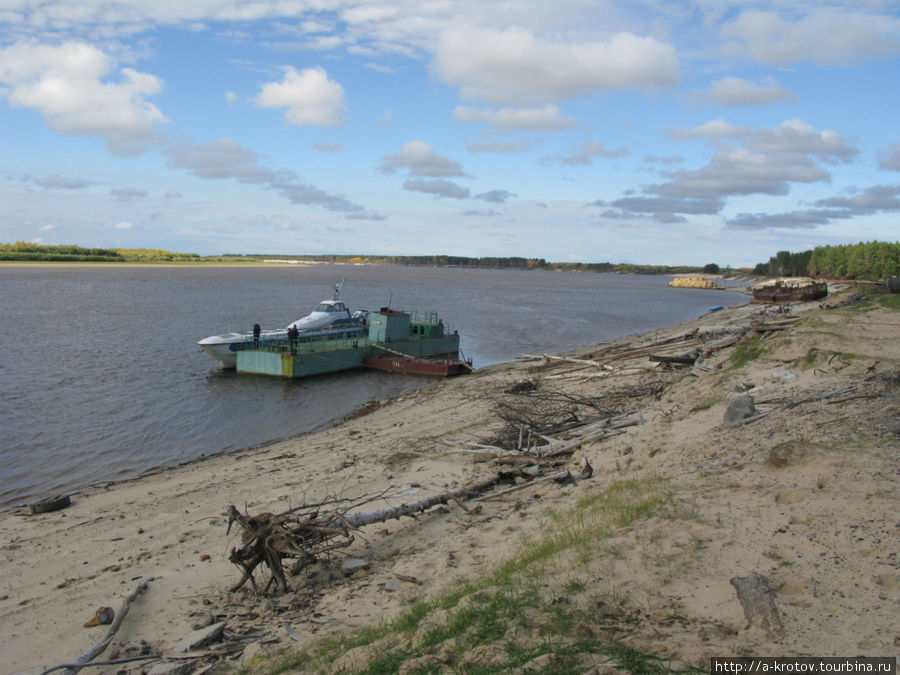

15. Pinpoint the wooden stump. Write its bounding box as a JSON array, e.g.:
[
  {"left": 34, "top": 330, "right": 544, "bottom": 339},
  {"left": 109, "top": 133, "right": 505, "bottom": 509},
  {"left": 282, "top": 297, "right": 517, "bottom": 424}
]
[{"left": 730, "top": 573, "right": 784, "bottom": 639}]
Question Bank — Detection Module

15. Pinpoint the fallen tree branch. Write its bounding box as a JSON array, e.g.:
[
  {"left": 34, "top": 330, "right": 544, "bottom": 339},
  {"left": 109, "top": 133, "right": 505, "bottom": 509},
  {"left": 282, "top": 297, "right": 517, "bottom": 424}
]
[
  {"left": 42, "top": 654, "right": 162, "bottom": 674},
  {"left": 50, "top": 577, "right": 153, "bottom": 675},
  {"left": 226, "top": 471, "right": 523, "bottom": 594},
  {"left": 226, "top": 461, "right": 603, "bottom": 593}
]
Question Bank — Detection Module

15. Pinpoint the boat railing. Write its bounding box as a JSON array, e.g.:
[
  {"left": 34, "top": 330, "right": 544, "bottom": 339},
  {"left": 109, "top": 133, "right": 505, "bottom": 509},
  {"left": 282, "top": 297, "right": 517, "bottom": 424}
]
[
  {"left": 409, "top": 309, "right": 441, "bottom": 325},
  {"left": 408, "top": 309, "right": 460, "bottom": 335},
  {"left": 240, "top": 335, "right": 367, "bottom": 354}
]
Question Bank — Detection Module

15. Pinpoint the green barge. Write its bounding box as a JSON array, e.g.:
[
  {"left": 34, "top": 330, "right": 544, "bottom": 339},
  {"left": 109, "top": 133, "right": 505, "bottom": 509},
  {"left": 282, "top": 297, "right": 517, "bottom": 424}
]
[{"left": 235, "top": 308, "right": 470, "bottom": 378}]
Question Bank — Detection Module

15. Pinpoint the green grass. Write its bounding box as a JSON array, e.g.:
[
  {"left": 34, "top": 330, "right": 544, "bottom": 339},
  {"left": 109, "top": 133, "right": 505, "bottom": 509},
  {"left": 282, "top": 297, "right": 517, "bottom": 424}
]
[
  {"left": 868, "top": 287, "right": 900, "bottom": 311},
  {"left": 727, "top": 335, "right": 764, "bottom": 370},
  {"left": 796, "top": 346, "right": 864, "bottom": 371},
  {"left": 260, "top": 476, "right": 698, "bottom": 674}
]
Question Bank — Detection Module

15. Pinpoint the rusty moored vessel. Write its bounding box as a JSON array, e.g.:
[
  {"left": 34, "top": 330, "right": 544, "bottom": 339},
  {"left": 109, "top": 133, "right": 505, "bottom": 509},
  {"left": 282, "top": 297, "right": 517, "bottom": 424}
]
[{"left": 751, "top": 277, "right": 828, "bottom": 303}]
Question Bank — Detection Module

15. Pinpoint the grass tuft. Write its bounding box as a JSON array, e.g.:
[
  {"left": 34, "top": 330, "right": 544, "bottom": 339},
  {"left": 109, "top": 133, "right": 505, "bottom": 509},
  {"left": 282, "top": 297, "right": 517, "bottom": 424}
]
[{"left": 728, "top": 335, "right": 764, "bottom": 370}]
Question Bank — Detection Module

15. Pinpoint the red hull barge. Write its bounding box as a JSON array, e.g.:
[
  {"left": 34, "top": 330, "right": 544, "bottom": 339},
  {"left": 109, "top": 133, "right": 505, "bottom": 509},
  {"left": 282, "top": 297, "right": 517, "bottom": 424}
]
[{"left": 362, "top": 354, "right": 473, "bottom": 377}]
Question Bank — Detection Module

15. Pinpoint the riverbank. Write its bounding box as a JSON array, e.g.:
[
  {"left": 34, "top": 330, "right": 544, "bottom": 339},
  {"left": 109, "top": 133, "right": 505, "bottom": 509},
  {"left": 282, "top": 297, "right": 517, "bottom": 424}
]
[{"left": 2, "top": 289, "right": 897, "bottom": 673}]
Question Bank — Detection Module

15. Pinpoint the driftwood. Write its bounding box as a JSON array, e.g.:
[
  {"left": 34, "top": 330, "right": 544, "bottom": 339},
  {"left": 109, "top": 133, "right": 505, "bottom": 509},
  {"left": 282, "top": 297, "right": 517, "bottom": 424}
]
[
  {"left": 544, "top": 365, "right": 656, "bottom": 381},
  {"left": 513, "top": 415, "right": 640, "bottom": 458},
  {"left": 520, "top": 353, "right": 615, "bottom": 370},
  {"left": 43, "top": 655, "right": 162, "bottom": 674},
  {"left": 475, "top": 457, "right": 593, "bottom": 501},
  {"left": 29, "top": 494, "right": 72, "bottom": 515},
  {"left": 444, "top": 413, "right": 640, "bottom": 459},
  {"left": 730, "top": 386, "right": 858, "bottom": 426},
  {"left": 226, "top": 469, "right": 564, "bottom": 594},
  {"left": 649, "top": 354, "right": 696, "bottom": 365},
  {"left": 521, "top": 336, "right": 705, "bottom": 369},
  {"left": 48, "top": 578, "right": 153, "bottom": 675},
  {"left": 489, "top": 380, "right": 661, "bottom": 450},
  {"left": 730, "top": 573, "right": 784, "bottom": 639}
]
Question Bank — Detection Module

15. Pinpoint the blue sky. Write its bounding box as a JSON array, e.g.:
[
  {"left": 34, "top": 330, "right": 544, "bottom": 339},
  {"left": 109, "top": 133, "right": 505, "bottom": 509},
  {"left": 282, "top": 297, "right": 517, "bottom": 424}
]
[{"left": 1, "top": 1, "right": 899, "bottom": 267}]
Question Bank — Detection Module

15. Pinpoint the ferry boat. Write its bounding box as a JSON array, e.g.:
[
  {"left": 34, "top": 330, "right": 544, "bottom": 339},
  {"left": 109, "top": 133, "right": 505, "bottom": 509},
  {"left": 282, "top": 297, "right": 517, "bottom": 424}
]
[
  {"left": 198, "top": 281, "right": 368, "bottom": 368},
  {"left": 235, "top": 307, "right": 470, "bottom": 378}
]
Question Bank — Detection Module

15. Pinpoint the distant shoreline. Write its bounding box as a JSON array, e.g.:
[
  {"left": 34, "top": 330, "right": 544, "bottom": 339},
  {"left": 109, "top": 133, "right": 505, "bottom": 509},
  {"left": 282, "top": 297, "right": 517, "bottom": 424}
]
[{"left": 0, "top": 259, "right": 743, "bottom": 277}]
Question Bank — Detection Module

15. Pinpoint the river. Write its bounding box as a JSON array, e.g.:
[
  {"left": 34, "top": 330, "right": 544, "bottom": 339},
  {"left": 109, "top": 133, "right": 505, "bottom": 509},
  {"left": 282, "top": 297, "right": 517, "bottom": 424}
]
[{"left": 0, "top": 264, "right": 747, "bottom": 506}]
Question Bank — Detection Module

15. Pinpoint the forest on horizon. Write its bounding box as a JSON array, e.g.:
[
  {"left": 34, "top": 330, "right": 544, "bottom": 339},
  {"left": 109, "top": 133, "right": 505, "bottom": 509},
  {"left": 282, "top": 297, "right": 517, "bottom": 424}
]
[{"left": 2, "top": 240, "right": 898, "bottom": 280}]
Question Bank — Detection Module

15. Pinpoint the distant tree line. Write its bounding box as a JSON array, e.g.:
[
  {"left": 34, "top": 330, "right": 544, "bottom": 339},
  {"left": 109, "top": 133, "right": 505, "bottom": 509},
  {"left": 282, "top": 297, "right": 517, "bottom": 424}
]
[
  {"left": 0, "top": 242, "right": 201, "bottom": 263},
  {"left": 0, "top": 242, "right": 125, "bottom": 262},
  {"left": 753, "top": 241, "right": 899, "bottom": 280},
  {"left": 265, "top": 254, "right": 549, "bottom": 268},
  {"left": 114, "top": 248, "right": 202, "bottom": 262},
  {"left": 1, "top": 244, "right": 728, "bottom": 275},
  {"left": 246, "top": 253, "right": 718, "bottom": 275}
]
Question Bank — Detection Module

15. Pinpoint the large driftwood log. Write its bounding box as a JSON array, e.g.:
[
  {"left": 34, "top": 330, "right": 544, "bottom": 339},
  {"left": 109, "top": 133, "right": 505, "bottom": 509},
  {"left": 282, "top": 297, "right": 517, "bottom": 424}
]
[
  {"left": 227, "top": 471, "right": 520, "bottom": 593},
  {"left": 226, "top": 464, "right": 596, "bottom": 594}
]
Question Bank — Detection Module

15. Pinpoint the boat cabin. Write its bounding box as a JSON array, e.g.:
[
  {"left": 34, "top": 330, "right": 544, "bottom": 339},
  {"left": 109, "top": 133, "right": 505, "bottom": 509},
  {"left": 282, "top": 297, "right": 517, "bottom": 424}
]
[{"left": 315, "top": 301, "right": 348, "bottom": 313}]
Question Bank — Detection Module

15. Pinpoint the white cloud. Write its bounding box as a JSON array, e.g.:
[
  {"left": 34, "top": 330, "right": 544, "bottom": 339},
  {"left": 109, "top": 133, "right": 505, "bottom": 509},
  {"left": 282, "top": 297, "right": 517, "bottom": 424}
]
[
  {"left": 0, "top": 42, "right": 166, "bottom": 155},
  {"left": 878, "top": 143, "right": 900, "bottom": 171},
  {"left": 653, "top": 146, "right": 830, "bottom": 199},
  {"left": 254, "top": 66, "right": 345, "bottom": 126},
  {"left": 816, "top": 184, "right": 900, "bottom": 212},
  {"left": 475, "top": 189, "right": 514, "bottom": 203},
  {"left": 110, "top": 187, "right": 148, "bottom": 200},
  {"left": 164, "top": 188, "right": 182, "bottom": 198},
  {"left": 603, "top": 118, "right": 862, "bottom": 225},
  {"left": 544, "top": 141, "right": 629, "bottom": 166},
  {"left": 454, "top": 104, "right": 576, "bottom": 130},
  {"left": 726, "top": 210, "right": 848, "bottom": 230},
  {"left": 31, "top": 174, "right": 92, "bottom": 189},
  {"left": 434, "top": 25, "right": 680, "bottom": 105},
  {"left": 377, "top": 109, "right": 393, "bottom": 126},
  {"left": 720, "top": 9, "right": 900, "bottom": 66},
  {"left": 299, "top": 20, "right": 333, "bottom": 34},
  {"left": 364, "top": 62, "right": 394, "bottom": 74},
  {"left": 748, "top": 119, "right": 858, "bottom": 164},
  {"left": 346, "top": 210, "right": 386, "bottom": 221},
  {"left": 403, "top": 178, "right": 470, "bottom": 199},
  {"left": 707, "top": 76, "right": 793, "bottom": 108},
  {"left": 665, "top": 118, "right": 748, "bottom": 140},
  {"left": 113, "top": 221, "right": 133, "bottom": 230},
  {"left": 165, "top": 138, "right": 365, "bottom": 213},
  {"left": 225, "top": 91, "right": 238, "bottom": 104},
  {"left": 380, "top": 140, "right": 464, "bottom": 177},
  {"left": 466, "top": 139, "right": 533, "bottom": 153}
]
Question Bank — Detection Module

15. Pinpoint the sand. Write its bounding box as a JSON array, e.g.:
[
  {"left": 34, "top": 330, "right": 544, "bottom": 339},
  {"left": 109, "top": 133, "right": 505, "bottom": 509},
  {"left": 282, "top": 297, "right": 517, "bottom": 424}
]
[{"left": 1, "top": 289, "right": 897, "bottom": 673}]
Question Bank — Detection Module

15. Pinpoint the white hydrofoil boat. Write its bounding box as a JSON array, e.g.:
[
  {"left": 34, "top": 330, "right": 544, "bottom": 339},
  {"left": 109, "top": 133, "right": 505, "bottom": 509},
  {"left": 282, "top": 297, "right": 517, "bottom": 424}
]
[{"left": 198, "top": 281, "right": 368, "bottom": 368}]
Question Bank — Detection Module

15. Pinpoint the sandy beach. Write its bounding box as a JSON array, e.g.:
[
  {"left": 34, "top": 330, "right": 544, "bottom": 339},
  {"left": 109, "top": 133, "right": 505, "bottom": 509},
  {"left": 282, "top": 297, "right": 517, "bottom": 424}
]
[{"left": 2, "top": 287, "right": 897, "bottom": 674}]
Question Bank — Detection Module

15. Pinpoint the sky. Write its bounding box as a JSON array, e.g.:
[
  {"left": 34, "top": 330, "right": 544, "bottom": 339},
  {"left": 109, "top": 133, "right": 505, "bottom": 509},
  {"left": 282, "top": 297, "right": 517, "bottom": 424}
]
[{"left": 1, "top": 1, "right": 899, "bottom": 267}]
